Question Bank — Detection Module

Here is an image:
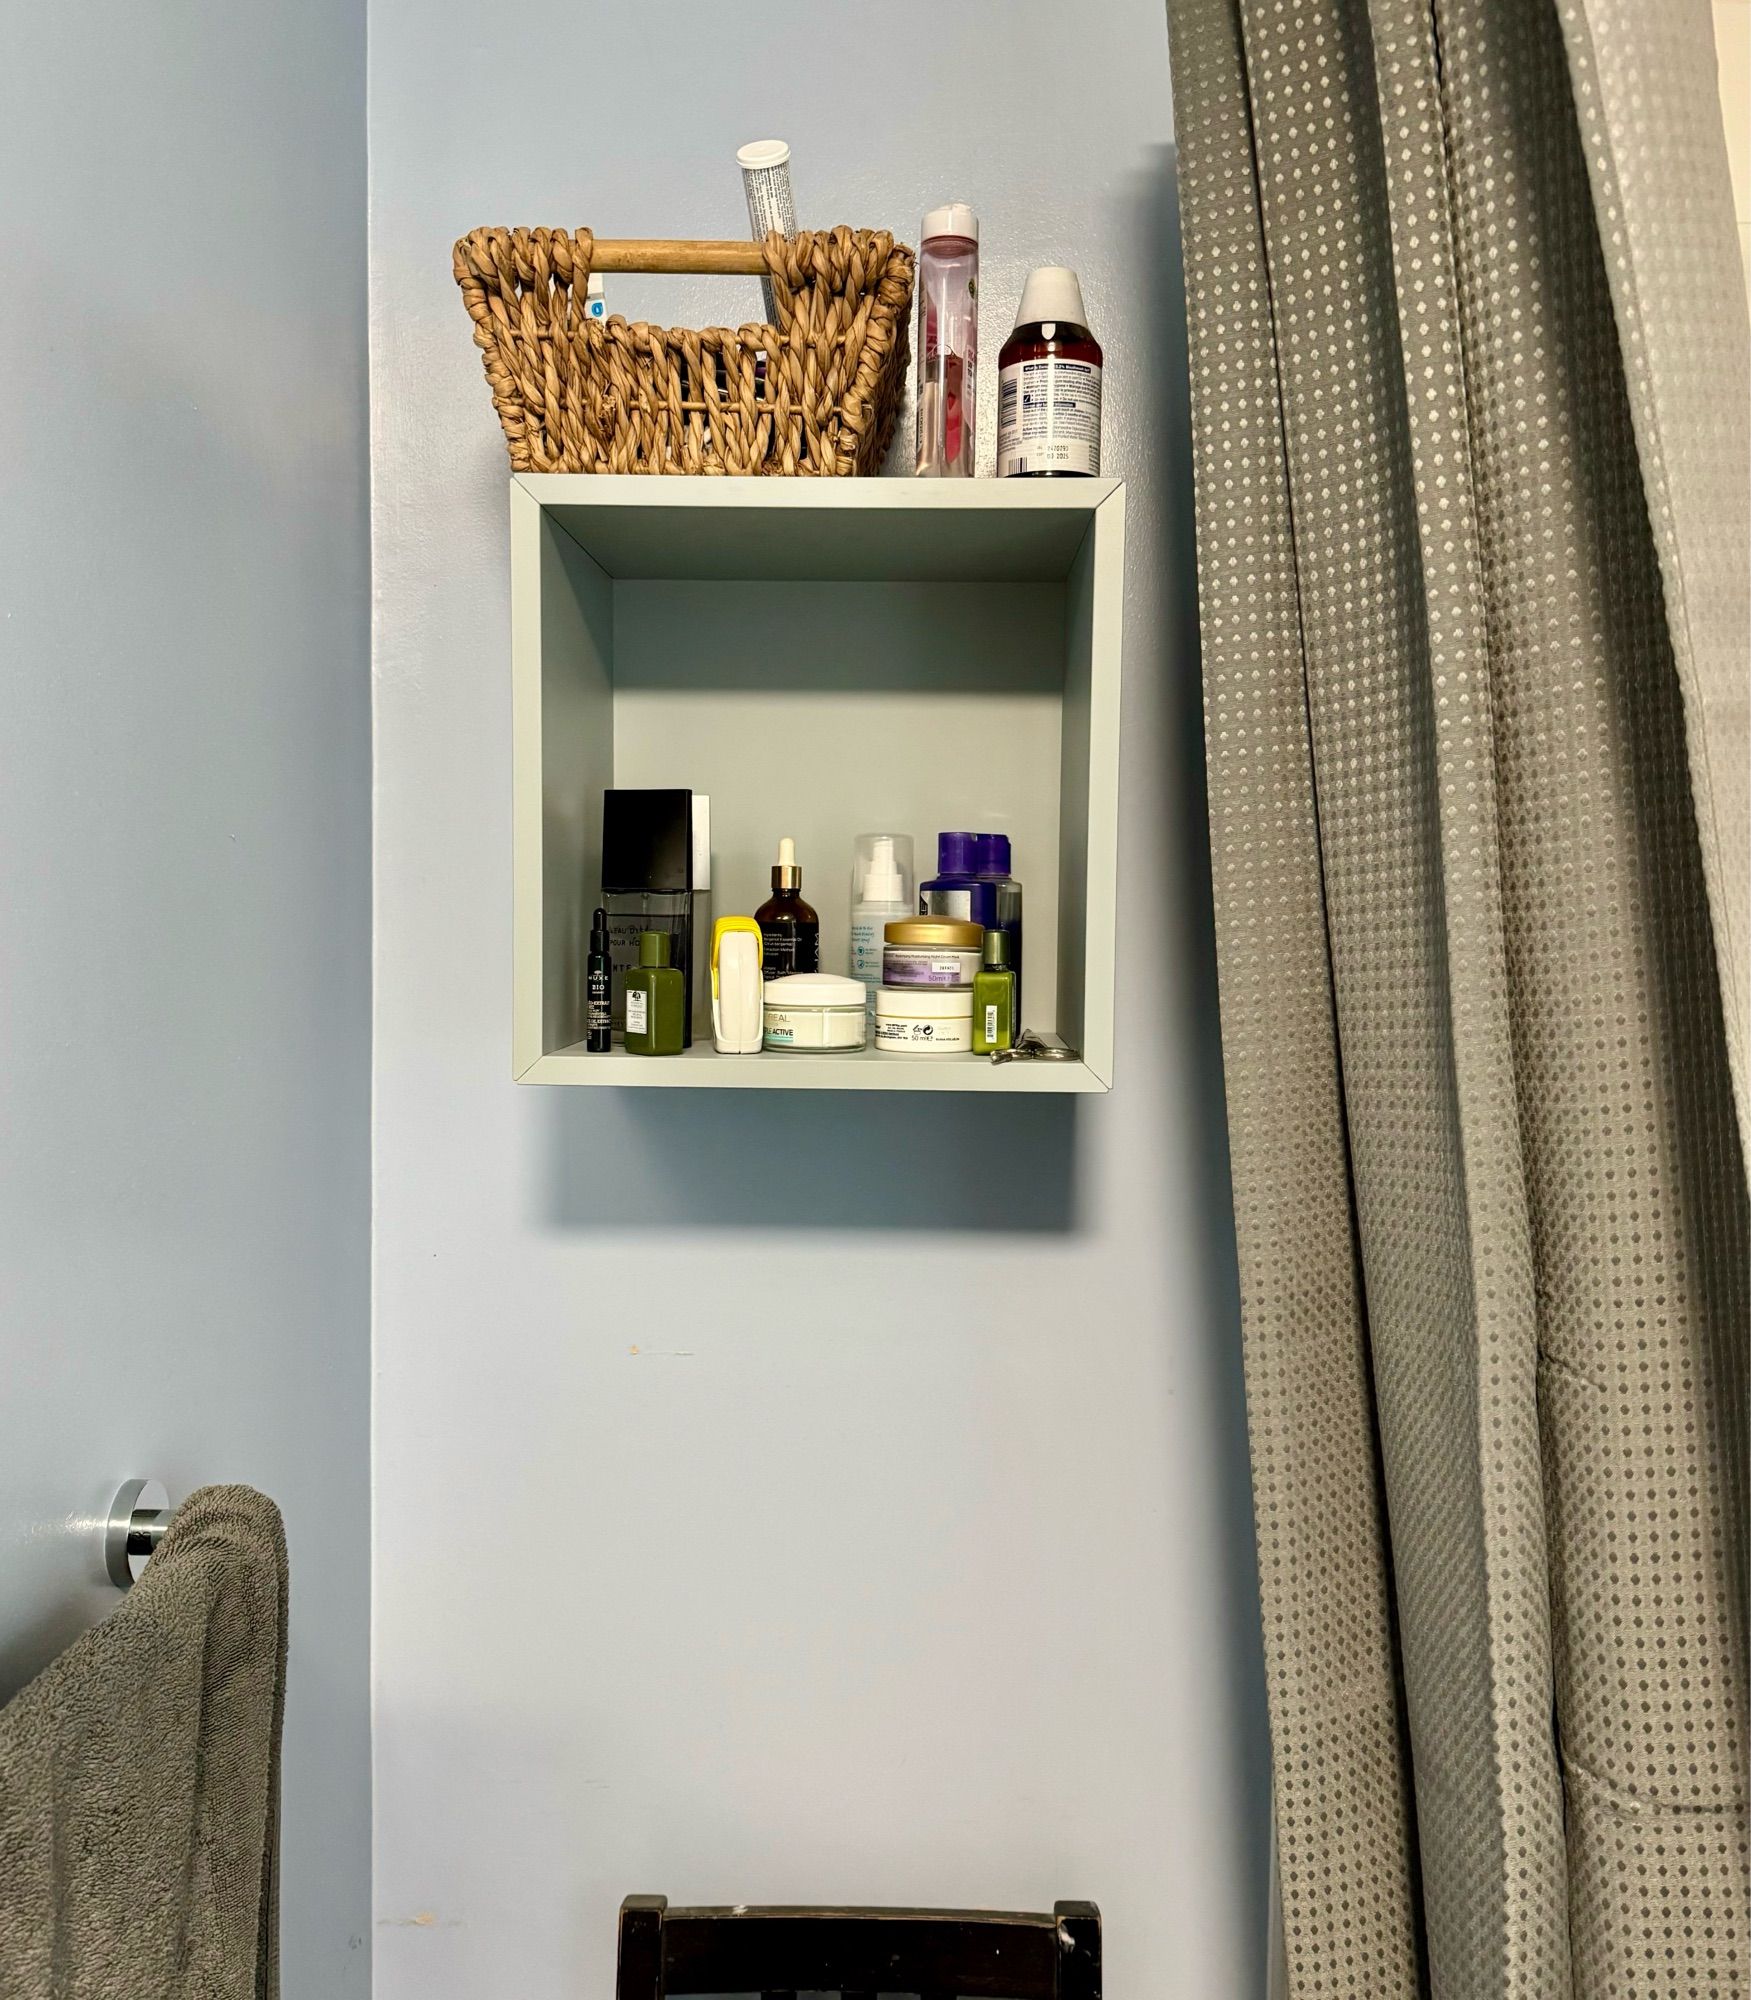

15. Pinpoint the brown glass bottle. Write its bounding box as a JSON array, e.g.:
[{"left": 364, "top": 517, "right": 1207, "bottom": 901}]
[
  {"left": 996, "top": 267, "right": 1102, "bottom": 478},
  {"left": 754, "top": 836, "right": 820, "bottom": 978}
]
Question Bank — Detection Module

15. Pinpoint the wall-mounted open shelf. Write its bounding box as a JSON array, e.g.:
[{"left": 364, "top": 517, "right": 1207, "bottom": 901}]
[{"left": 512, "top": 475, "right": 1125, "bottom": 1092}]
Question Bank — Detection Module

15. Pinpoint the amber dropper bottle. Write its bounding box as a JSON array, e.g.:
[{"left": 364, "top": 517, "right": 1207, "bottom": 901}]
[{"left": 754, "top": 836, "right": 820, "bottom": 978}]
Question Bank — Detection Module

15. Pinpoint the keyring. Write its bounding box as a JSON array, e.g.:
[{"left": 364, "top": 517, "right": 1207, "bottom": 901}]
[{"left": 989, "top": 1031, "right": 1080, "bottom": 1064}]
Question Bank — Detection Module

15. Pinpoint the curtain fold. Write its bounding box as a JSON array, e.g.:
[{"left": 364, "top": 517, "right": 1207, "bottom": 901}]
[
  {"left": 1555, "top": 0, "right": 1751, "bottom": 1156},
  {"left": 1166, "top": 0, "right": 1750, "bottom": 1992}
]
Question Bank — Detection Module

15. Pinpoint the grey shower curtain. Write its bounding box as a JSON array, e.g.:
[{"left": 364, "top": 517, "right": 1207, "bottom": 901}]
[{"left": 1166, "top": 0, "right": 1749, "bottom": 1993}]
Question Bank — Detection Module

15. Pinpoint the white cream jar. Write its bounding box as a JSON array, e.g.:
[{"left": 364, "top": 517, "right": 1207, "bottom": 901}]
[
  {"left": 763, "top": 973, "right": 869, "bottom": 1051},
  {"left": 873, "top": 983, "right": 975, "bottom": 1054}
]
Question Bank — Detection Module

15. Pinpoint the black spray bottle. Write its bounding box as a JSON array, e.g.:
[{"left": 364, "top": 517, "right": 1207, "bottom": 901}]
[{"left": 586, "top": 906, "right": 613, "bottom": 1052}]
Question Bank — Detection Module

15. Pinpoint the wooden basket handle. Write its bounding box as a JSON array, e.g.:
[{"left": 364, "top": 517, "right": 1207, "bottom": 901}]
[{"left": 590, "top": 238, "right": 769, "bottom": 275}]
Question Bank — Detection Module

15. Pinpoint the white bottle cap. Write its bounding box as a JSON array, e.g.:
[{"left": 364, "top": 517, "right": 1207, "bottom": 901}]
[
  {"left": 1013, "top": 266, "right": 1088, "bottom": 330},
  {"left": 737, "top": 139, "right": 791, "bottom": 170},
  {"left": 921, "top": 203, "right": 978, "bottom": 243},
  {"left": 777, "top": 835, "right": 796, "bottom": 869}
]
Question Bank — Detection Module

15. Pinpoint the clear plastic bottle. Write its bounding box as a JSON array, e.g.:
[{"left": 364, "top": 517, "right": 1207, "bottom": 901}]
[
  {"left": 849, "top": 832, "right": 915, "bottom": 1020},
  {"left": 914, "top": 204, "right": 978, "bottom": 477}
]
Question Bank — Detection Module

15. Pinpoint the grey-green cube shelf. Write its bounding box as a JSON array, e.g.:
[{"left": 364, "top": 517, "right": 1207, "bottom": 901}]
[{"left": 511, "top": 475, "right": 1125, "bottom": 1091}]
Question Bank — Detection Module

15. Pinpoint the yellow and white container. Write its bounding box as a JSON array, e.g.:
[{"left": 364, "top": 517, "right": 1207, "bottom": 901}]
[
  {"left": 874, "top": 983, "right": 975, "bottom": 1054},
  {"left": 711, "top": 915, "right": 765, "bottom": 1054}
]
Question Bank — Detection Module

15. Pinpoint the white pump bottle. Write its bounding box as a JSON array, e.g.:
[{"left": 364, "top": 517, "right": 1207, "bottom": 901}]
[{"left": 849, "top": 832, "right": 916, "bottom": 1020}]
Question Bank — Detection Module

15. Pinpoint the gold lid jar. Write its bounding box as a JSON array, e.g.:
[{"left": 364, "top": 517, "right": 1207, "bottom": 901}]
[{"left": 882, "top": 917, "right": 984, "bottom": 949}]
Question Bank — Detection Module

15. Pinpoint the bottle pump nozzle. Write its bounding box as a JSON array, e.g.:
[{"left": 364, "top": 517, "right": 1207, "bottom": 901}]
[{"left": 860, "top": 834, "right": 905, "bottom": 902}]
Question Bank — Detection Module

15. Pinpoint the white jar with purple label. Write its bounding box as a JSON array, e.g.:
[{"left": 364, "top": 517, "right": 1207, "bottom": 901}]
[{"left": 881, "top": 917, "right": 983, "bottom": 989}]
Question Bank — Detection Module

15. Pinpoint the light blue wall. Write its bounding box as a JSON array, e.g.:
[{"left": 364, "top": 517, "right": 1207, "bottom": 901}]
[
  {"left": 0, "top": 4, "right": 372, "bottom": 1993},
  {"left": 372, "top": 3, "right": 1269, "bottom": 1994}
]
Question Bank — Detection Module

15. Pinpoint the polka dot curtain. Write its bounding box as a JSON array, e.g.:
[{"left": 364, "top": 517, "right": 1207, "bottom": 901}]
[{"left": 1165, "top": 0, "right": 1749, "bottom": 1992}]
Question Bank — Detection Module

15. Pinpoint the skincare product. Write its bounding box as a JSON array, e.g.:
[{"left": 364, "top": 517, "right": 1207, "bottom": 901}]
[
  {"left": 601, "top": 788, "right": 698, "bottom": 1045},
  {"left": 922, "top": 831, "right": 1023, "bottom": 1022},
  {"left": 690, "top": 793, "right": 713, "bottom": 1037},
  {"left": 763, "top": 972, "right": 868, "bottom": 1052},
  {"left": 919, "top": 830, "right": 980, "bottom": 911},
  {"left": 585, "top": 272, "right": 606, "bottom": 322},
  {"left": 997, "top": 266, "right": 1102, "bottom": 478},
  {"left": 738, "top": 139, "right": 796, "bottom": 324},
  {"left": 850, "top": 833, "right": 915, "bottom": 1015},
  {"left": 586, "top": 906, "right": 612, "bottom": 1052},
  {"left": 972, "top": 928, "right": 1017, "bottom": 1053},
  {"left": 874, "top": 983, "right": 975, "bottom": 1055},
  {"left": 881, "top": 917, "right": 983, "bottom": 988},
  {"left": 915, "top": 204, "right": 978, "bottom": 477},
  {"left": 623, "top": 931, "right": 685, "bottom": 1055},
  {"left": 754, "top": 836, "right": 820, "bottom": 979},
  {"left": 711, "top": 915, "right": 765, "bottom": 1055},
  {"left": 974, "top": 831, "right": 1024, "bottom": 1024},
  {"left": 919, "top": 830, "right": 981, "bottom": 916}
]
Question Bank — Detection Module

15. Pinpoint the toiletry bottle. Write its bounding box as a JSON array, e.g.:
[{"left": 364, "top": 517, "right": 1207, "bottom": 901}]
[
  {"left": 622, "top": 930, "right": 685, "bottom": 1055},
  {"left": 586, "top": 906, "right": 612, "bottom": 1052},
  {"left": 996, "top": 267, "right": 1102, "bottom": 478},
  {"left": 690, "top": 793, "right": 713, "bottom": 1040},
  {"left": 974, "top": 831, "right": 1024, "bottom": 1026},
  {"left": 738, "top": 139, "right": 795, "bottom": 324},
  {"left": 919, "top": 830, "right": 983, "bottom": 920},
  {"left": 849, "top": 832, "right": 915, "bottom": 1017},
  {"left": 601, "top": 788, "right": 697, "bottom": 1045},
  {"left": 711, "top": 914, "right": 765, "bottom": 1055},
  {"left": 972, "top": 928, "right": 1017, "bottom": 1053},
  {"left": 755, "top": 836, "right": 820, "bottom": 978},
  {"left": 915, "top": 205, "right": 978, "bottom": 477}
]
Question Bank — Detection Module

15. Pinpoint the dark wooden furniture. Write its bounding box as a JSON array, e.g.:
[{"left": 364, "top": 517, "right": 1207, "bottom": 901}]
[{"left": 614, "top": 1897, "right": 1101, "bottom": 2000}]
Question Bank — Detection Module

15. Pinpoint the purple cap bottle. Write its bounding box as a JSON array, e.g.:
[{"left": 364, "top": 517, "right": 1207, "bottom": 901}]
[
  {"left": 920, "top": 831, "right": 984, "bottom": 924},
  {"left": 922, "top": 829, "right": 1025, "bottom": 1025},
  {"left": 935, "top": 830, "right": 979, "bottom": 875},
  {"left": 974, "top": 833, "right": 1012, "bottom": 877}
]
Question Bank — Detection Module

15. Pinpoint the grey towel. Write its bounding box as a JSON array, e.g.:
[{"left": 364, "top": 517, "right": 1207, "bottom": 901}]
[{"left": 0, "top": 1485, "right": 288, "bottom": 1999}]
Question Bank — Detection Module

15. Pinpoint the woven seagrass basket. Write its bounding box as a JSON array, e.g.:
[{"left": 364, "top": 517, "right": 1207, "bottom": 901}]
[{"left": 453, "top": 225, "right": 915, "bottom": 476}]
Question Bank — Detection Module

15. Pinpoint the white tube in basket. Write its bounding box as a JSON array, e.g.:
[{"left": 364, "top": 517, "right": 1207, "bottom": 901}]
[{"left": 737, "top": 139, "right": 795, "bottom": 324}]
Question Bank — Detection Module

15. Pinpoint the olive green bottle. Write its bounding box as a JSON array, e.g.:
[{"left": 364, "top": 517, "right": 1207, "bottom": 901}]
[
  {"left": 972, "top": 929, "right": 1017, "bottom": 1053},
  {"left": 623, "top": 930, "right": 685, "bottom": 1055}
]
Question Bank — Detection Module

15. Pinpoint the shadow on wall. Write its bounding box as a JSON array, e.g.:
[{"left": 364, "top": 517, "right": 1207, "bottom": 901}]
[
  {"left": 1135, "top": 141, "right": 1233, "bottom": 1295},
  {"left": 1133, "top": 134, "right": 1275, "bottom": 1971},
  {"left": 543, "top": 1090, "right": 1081, "bottom": 1233}
]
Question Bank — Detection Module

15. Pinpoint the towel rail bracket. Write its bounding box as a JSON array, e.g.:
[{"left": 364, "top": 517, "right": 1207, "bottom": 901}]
[{"left": 104, "top": 1479, "right": 170, "bottom": 1589}]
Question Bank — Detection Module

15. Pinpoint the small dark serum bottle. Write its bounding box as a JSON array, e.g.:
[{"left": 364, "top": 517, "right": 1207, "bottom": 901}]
[
  {"left": 754, "top": 836, "right": 820, "bottom": 979},
  {"left": 996, "top": 266, "right": 1102, "bottom": 479},
  {"left": 586, "top": 906, "right": 613, "bottom": 1052}
]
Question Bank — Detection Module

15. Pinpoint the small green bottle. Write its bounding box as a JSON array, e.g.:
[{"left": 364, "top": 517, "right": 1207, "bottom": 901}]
[
  {"left": 623, "top": 930, "right": 685, "bottom": 1055},
  {"left": 972, "top": 929, "right": 1017, "bottom": 1053}
]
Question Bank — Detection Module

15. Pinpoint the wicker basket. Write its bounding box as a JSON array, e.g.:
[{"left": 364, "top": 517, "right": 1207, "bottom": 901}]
[{"left": 453, "top": 226, "right": 915, "bottom": 476}]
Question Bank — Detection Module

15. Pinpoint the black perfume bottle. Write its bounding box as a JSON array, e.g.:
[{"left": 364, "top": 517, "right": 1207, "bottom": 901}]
[
  {"left": 601, "top": 789, "right": 697, "bottom": 1047},
  {"left": 586, "top": 907, "right": 612, "bottom": 1052}
]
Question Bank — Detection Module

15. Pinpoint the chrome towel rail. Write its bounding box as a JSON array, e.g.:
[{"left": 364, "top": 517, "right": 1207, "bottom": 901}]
[{"left": 104, "top": 1479, "right": 170, "bottom": 1589}]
